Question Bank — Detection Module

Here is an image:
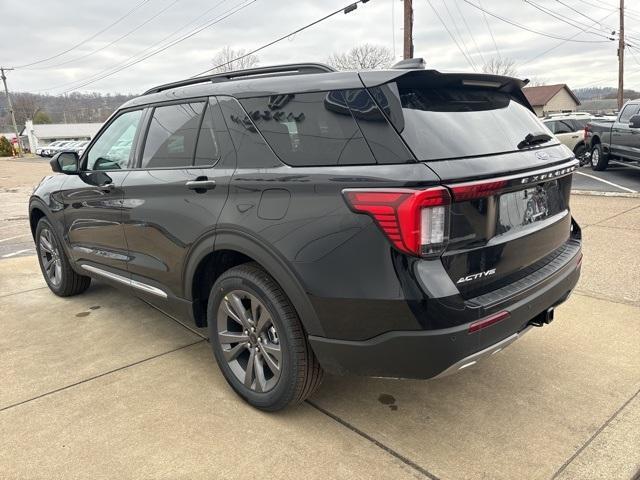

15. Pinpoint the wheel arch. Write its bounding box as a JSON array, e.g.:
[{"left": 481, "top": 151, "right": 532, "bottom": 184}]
[{"left": 184, "top": 229, "right": 323, "bottom": 336}]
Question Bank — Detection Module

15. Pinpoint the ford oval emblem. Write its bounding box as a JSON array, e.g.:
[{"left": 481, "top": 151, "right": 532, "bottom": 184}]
[{"left": 535, "top": 151, "right": 550, "bottom": 161}]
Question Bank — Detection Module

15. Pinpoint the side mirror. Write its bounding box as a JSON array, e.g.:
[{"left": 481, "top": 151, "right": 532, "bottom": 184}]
[
  {"left": 50, "top": 151, "right": 79, "bottom": 174},
  {"left": 629, "top": 114, "right": 640, "bottom": 129}
]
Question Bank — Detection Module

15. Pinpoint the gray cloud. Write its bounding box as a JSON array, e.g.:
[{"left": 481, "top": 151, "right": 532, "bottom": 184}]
[{"left": 2, "top": 0, "right": 639, "bottom": 94}]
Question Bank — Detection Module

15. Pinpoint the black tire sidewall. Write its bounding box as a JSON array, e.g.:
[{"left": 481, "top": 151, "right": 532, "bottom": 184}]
[
  {"left": 35, "top": 218, "right": 71, "bottom": 295},
  {"left": 207, "top": 269, "right": 299, "bottom": 410},
  {"left": 591, "top": 144, "right": 608, "bottom": 171}
]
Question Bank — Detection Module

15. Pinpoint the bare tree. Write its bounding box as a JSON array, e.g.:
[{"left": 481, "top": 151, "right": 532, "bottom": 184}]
[
  {"left": 482, "top": 57, "right": 518, "bottom": 77},
  {"left": 527, "top": 76, "right": 548, "bottom": 87},
  {"left": 211, "top": 46, "right": 259, "bottom": 73},
  {"left": 327, "top": 44, "right": 395, "bottom": 70}
]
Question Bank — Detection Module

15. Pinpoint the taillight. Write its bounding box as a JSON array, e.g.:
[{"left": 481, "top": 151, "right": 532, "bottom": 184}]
[
  {"left": 343, "top": 187, "right": 451, "bottom": 257},
  {"left": 448, "top": 179, "right": 507, "bottom": 202}
]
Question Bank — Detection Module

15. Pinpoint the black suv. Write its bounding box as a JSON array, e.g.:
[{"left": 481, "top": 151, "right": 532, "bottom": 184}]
[{"left": 29, "top": 62, "right": 582, "bottom": 411}]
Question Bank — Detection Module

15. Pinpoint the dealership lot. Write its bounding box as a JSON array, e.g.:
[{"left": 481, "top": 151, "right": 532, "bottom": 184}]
[{"left": 0, "top": 157, "right": 639, "bottom": 479}]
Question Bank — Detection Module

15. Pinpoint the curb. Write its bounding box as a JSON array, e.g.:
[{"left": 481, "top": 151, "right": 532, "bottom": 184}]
[{"left": 571, "top": 189, "right": 640, "bottom": 199}]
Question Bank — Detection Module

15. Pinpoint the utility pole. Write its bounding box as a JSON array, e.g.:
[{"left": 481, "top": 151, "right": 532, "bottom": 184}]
[
  {"left": 617, "top": 0, "right": 624, "bottom": 111},
  {"left": 403, "top": 0, "right": 414, "bottom": 59},
  {"left": 0, "top": 67, "right": 22, "bottom": 157}
]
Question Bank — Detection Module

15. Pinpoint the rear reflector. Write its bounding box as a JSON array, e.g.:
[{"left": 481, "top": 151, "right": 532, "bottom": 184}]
[
  {"left": 468, "top": 310, "right": 510, "bottom": 333},
  {"left": 343, "top": 187, "right": 451, "bottom": 256}
]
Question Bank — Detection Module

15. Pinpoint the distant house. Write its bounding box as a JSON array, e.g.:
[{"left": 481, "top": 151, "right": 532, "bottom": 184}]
[
  {"left": 523, "top": 84, "right": 581, "bottom": 117},
  {"left": 20, "top": 120, "right": 103, "bottom": 152}
]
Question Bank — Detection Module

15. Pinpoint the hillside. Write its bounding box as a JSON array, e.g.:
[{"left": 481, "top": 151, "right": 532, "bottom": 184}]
[{"left": 0, "top": 91, "right": 138, "bottom": 131}]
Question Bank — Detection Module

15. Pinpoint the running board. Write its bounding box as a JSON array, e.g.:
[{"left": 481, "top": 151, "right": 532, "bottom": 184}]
[{"left": 80, "top": 264, "right": 167, "bottom": 298}]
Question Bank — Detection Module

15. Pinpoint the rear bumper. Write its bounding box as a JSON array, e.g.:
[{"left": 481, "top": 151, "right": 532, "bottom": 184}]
[{"left": 309, "top": 242, "right": 581, "bottom": 379}]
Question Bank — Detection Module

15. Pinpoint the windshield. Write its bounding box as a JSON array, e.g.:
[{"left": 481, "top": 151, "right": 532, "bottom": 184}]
[{"left": 370, "top": 82, "right": 557, "bottom": 161}]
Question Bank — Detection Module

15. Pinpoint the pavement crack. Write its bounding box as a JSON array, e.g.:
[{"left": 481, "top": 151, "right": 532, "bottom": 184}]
[
  {"left": 306, "top": 400, "right": 439, "bottom": 480},
  {"left": 551, "top": 386, "right": 640, "bottom": 479},
  {"left": 0, "top": 340, "right": 205, "bottom": 414}
]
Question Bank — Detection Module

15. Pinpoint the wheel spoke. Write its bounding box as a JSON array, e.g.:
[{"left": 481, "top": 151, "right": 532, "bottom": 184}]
[
  {"left": 226, "top": 293, "right": 251, "bottom": 328},
  {"left": 218, "top": 330, "right": 249, "bottom": 345},
  {"left": 54, "top": 260, "right": 62, "bottom": 281},
  {"left": 42, "top": 256, "right": 53, "bottom": 270},
  {"left": 255, "top": 310, "right": 272, "bottom": 335},
  {"left": 222, "top": 342, "right": 246, "bottom": 362},
  {"left": 254, "top": 354, "right": 267, "bottom": 392},
  {"left": 39, "top": 237, "right": 53, "bottom": 254},
  {"left": 244, "top": 349, "right": 256, "bottom": 388},
  {"left": 262, "top": 343, "right": 282, "bottom": 365},
  {"left": 261, "top": 344, "right": 280, "bottom": 374}
]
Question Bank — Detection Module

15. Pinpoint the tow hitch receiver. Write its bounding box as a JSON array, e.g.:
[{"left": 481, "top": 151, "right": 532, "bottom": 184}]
[{"left": 530, "top": 308, "right": 555, "bottom": 327}]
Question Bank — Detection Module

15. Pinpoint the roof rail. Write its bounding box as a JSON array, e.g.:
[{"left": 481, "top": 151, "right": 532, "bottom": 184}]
[{"left": 143, "top": 63, "right": 336, "bottom": 95}]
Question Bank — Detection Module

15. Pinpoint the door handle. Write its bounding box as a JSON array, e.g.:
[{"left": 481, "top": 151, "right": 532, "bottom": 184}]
[{"left": 186, "top": 178, "right": 216, "bottom": 191}]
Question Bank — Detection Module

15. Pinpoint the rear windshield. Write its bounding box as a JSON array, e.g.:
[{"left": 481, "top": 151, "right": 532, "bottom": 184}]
[{"left": 370, "top": 83, "right": 557, "bottom": 161}]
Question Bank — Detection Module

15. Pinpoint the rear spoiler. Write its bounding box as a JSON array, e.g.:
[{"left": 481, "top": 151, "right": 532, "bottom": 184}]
[{"left": 358, "top": 70, "right": 534, "bottom": 114}]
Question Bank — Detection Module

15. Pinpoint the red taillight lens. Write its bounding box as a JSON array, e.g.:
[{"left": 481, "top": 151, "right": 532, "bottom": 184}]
[
  {"left": 449, "top": 179, "right": 507, "bottom": 202},
  {"left": 468, "top": 310, "right": 510, "bottom": 333},
  {"left": 343, "top": 187, "right": 451, "bottom": 257}
]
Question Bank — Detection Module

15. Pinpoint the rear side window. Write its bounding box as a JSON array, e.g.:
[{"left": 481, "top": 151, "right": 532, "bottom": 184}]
[
  {"left": 619, "top": 104, "right": 639, "bottom": 123},
  {"left": 194, "top": 101, "right": 222, "bottom": 166},
  {"left": 370, "top": 81, "right": 557, "bottom": 161},
  {"left": 141, "top": 102, "right": 204, "bottom": 169},
  {"left": 240, "top": 91, "right": 376, "bottom": 166}
]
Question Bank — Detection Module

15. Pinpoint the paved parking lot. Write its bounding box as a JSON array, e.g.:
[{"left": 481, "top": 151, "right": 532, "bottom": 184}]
[
  {"left": 574, "top": 162, "right": 640, "bottom": 194},
  {"left": 1, "top": 156, "right": 639, "bottom": 479}
]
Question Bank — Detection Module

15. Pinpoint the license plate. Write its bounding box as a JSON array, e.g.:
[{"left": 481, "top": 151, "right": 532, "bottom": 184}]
[{"left": 498, "top": 186, "right": 551, "bottom": 229}]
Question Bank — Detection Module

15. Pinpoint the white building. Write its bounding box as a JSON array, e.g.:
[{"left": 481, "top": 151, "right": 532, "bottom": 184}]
[{"left": 21, "top": 120, "right": 102, "bottom": 152}]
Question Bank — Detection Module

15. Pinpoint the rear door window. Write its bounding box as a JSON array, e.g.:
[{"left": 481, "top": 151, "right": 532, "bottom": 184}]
[
  {"left": 369, "top": 82, "right": 557, "bottom": 161},
  {"left": 141, "top": 102, "right": 204, "bottom": 169},
  {"left": 619, "top": 104, "right": 640, "bottom": 123},
  {"left": 240, "top": 91, "right": 376, "bottom": 166}
]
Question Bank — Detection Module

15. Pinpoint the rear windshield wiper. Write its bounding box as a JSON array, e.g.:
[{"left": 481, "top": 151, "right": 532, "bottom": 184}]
[{"left": 517, "top": 132, "right": 553, "bottom": 150}]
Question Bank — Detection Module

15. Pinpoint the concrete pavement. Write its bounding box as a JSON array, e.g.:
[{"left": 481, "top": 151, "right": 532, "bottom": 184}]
[{"left": 1, "top": 158, "right": 639, "bottom": 479}]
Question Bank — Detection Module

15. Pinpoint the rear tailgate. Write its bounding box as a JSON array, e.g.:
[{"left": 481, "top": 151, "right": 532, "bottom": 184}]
[
  {"left": 433, "top": 152, "right": 577, "bottom": 298},
  {"left": 362, "top": 69, "right": 578, "bottom": 298}
]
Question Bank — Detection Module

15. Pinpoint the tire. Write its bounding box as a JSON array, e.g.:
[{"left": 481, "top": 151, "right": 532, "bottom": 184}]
[
  {"left": 207, "top": 262, "right": 323, "bottom": 411},
  {"left": 573, "top": 144, "right": 587, "bottom": 165},
  {"left": 590, "top": 143, "right": 609, "bottom": 171},
  {"left": 35, "top": 217, "right": 91, "bottom": 297}
]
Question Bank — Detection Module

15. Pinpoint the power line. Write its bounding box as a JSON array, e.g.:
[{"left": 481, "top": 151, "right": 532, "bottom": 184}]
[
  {"left": 523, "top": 0, "right": 614, "bottom": 40},
  {"left": 478, "top": 0, "right": 501, "bottom": 58},
  {"left": 442, "top": 0, "right": 478, "bottom": 70},
  {"left": 27, "top": 0, "right": 181, "bottom": 71},
  {"left": 554, "top": 0, "right": 616, "bottom": 34},
  {"left": 461, "top": 0, "right": 612, "bottom": 43},
  {"left": 54, "top": 0, "right": 257, "bottom": 94},
  {"left": 520, "top": 9, "right": 618, "bottom": 66},
  {"left": 13, "top": 0, "right": 154, "bottom": 69},
  {"left": 426, "top": 0, "right": 477, "bottom": 70},
  {"left": 40, "top": 0, "right": 233, "bottom": 93},
  {"left": 190, "top": 0, "right": 372, "bottom": 78},
  {"left": 455, "top": 0, "right": 486, "bottom": 66}
]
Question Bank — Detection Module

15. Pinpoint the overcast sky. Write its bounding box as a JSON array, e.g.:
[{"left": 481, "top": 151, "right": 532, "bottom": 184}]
[{"left": 2, "top": 0, "right": 640, "bottom": 95}]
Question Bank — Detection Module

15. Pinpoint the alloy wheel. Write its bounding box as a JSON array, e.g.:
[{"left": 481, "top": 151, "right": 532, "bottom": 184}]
[
  {"left": 217, "top": 290, "right": 282, "bottom": 393},
  {"left": 39, "top": 228, "right": 62, "bottom": 287},
  {"left": 591, "top": 148, "right": 599, "bottom": 167}
]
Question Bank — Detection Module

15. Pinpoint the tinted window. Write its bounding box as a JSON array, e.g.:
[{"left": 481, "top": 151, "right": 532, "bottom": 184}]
[
  {"left": 342, "top": 89, "right": 414, "bottom": 164},
  {"left": 553, "top": 120, "right": 574, "bottom": 134},
  {"left": 141, "top": 102, "right": 204, "bottom": 169},
  {"left": 240, "top": 91, "right": 376, "bottom": 166},
  {"left": 194, "top": 101, "right": 221, "bottom": 166},
  {"left": 218, "top": 96, "right": 280, "bottom": 169},
  {"left": 86, "top": 109, "right": 142, "bottom": 170},
  {"left": 370, "top": 82, "right": 557, "bottom": 161},
  {"left": 619, "top": 104, "right": 639, "bottom": 123}
]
